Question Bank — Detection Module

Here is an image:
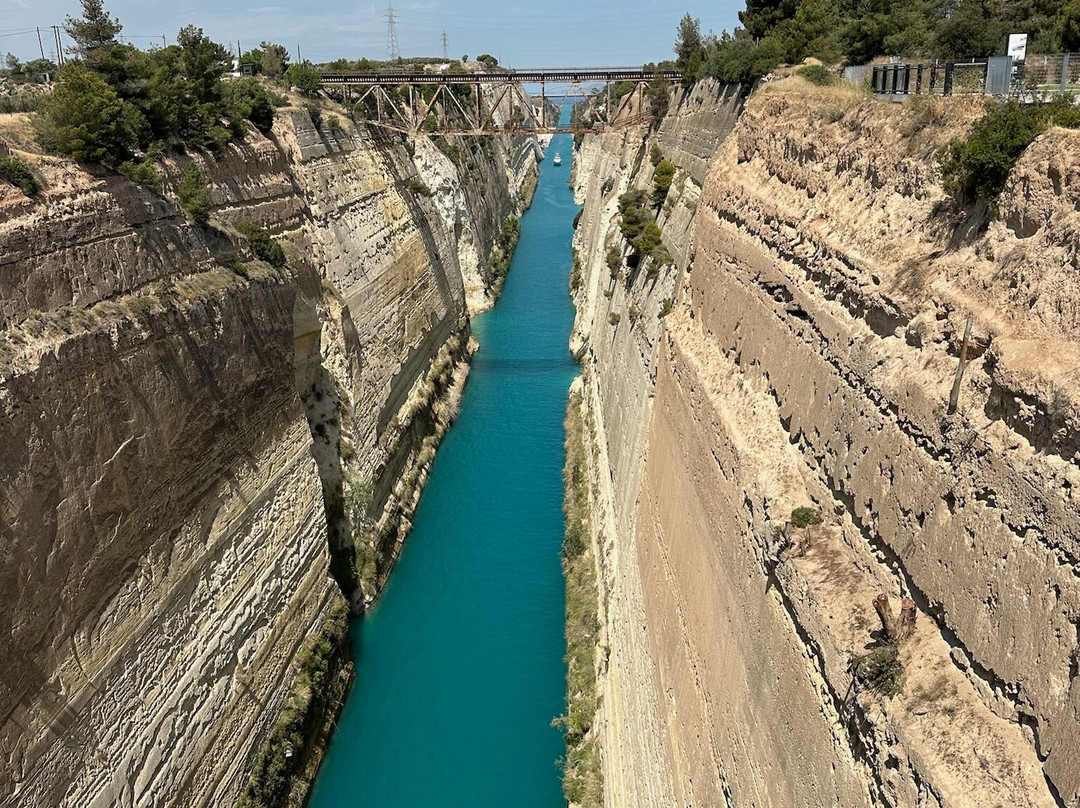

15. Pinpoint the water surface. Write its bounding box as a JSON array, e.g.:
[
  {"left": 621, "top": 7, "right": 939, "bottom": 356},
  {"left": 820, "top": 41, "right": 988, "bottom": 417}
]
[{"left": 307, "top": 128, "right": 578, "bottom": 807}]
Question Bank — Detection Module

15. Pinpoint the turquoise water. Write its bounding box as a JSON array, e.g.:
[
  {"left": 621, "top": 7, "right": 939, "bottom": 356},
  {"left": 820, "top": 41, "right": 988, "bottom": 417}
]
[{"left": 307, "top": 130, "right": 579, "bottom": 808}]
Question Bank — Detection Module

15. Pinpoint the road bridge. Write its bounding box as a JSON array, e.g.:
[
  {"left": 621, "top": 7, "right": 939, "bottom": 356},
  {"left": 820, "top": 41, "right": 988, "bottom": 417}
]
[{"left": 319, "top": 67, "right": 682, "bottom": 135}]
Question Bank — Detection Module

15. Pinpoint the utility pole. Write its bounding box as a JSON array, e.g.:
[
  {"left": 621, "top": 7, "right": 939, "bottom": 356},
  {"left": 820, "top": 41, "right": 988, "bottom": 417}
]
[
  {"left": 385, "top": 4, "right": 399, "bottom": 60},
  {"left": 442, "top": 32, "right": 448, "bottom": 60},
  {"left": 297, "top": 44, "right": 301, "bottom": 63},
  {"left": 36, "top": 27, "right": 46, "bottom": 60},
  {"left": 52, "top": 25, "right": 64, "bottom": 65}
]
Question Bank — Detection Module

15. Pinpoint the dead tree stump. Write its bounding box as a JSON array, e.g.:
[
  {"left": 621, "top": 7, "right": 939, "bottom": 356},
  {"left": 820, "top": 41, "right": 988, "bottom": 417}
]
[
  {"left": 898, "top": 597, "right": 917, "bottom": 641},
  {"left": 873, "top": 593, "right": 917, "bottom": 643},
  {"left": 873, "top": 593, "right": 899, "bottom": 640}
]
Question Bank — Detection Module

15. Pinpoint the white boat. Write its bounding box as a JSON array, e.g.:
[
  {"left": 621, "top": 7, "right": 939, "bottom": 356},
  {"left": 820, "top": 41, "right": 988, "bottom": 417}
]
[{"left": 552, "top": 152, "right": 562, "bottom": 166}]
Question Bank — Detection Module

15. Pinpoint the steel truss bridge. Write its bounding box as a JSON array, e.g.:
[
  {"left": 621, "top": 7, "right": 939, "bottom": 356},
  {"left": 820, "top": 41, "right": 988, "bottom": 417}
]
[{"left": 319, "top": 67, "right": 682, "bottom": 135}]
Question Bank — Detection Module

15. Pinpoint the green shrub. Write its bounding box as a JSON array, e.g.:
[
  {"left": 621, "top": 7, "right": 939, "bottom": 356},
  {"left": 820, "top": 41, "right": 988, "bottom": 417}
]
[
  {"left": 236, "top": 222, "right": 286, "bottom": 267},
  {"left": 607, "top": 246, "right": 621, "bottom": 278},
  {"left": 556, "top": 392, "right": 604, "bottom": 807},
  {"left": 608, "top": 312, "right": 621, "bottom": 326},
  {"left": 119, "top": 152, "right": 163, "bottom": 188},
  {"left": 796, "top": 64, "right": 835, "bottom": 86},
  {"left": 649, "top": 142, "right": 663, "bottom": 166},
  {"left": 223, "top": 76, "right": 278, "bottom": 134},
  {"left": 304, "top": 101, "right": 322, "bottom": 129},
  {"left": 237, "top": 597, "right": 350, "bottom": 808},
  {"left": 177, "top": 164, "right": 211, "bottom": 225},
  {"left": 570, "top": 253, "right": 583, "bottom": 291},
  {"left": 487, "top": 215, "right": 521, "bottom": 281},
  {"left": 0, "top": 155, "right": 39, "bottom": 195},
  {"left": 652, "top": 159, "right": 675, "bottom": 207},
  {"left": 405, "top": 177, "right": 433, "bottom": 197},
  {"left": 433, "top": 136, "right": 465, "bottom": 165},
  {"left": 617, "top": 190, "right": 670, "bottom": 266},
  {"left": 942, "top": 98, "right": 1080, "bottom": 205},
  {"left": 849, "top": 643, "right": 903, "bottom": 697},
  {"left": 659, "top": 297, "right": 673, "bottom": 317},
  {"left": 790, "top": 506, "right": 823, "bottom": 541},
  {"left": 617, "top": 190, "right": 651, "bottom": 241},
  {"left": 0, "top": 93, "right": 46, "bottom": 114}
]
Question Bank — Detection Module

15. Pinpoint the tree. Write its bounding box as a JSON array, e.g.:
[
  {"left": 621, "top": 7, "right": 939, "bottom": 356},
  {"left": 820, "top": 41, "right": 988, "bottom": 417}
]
[
  {"left": 177, "top": 26, "right": 232, "bottom": 104},
  {"left": 34, "top": 63, "right": 140, "bottom": 164},
  {"left": 477, "top": 53, "right": 498, "bottom": 67},
  {"left": 704, "top": 28, "right": 784, "bottom": 88},
  {"left": 645, "top": 70, "right": 670, "bottom": 120},
  {"left": 1060, "top": 0, "right": 1080, "bottom": 52},
  {"left": 739, "top": 0, "right": 798, "bottom": 40},
  {"left": 240, "top": 48, "right": 264, "bottom": 73},
  {"left": 652, "top": 159, "right": 676, "bottom": 207},
  {"left": 675, "top": 13, "right": 706, "bottom": 82},
  {"left": 934, "top": 3, "right": 1001, "bottom": 59},
  {"left": 224, "top": 77, "right": 277, "bottom": 133},
  {"left": 64, "top": 0, "right": 122, "bottom": 58},
  {"left": 286, "top": 62, "right": 321, "bottom": 93},
  {"left": 260, "top": 42, "right": 289, "bottom": 79}
]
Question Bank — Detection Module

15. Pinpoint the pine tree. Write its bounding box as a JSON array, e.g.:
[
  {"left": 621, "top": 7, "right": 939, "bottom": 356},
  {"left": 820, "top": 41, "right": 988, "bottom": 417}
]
[
  {"left": 739, "top": 0, "right": 798, "bottom": 41},
  {"left": 63, "top": 0, "right": 122, "bottom": 57}
]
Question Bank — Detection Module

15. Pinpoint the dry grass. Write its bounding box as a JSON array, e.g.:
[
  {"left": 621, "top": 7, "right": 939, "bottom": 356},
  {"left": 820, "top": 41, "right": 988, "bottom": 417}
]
[
  {"left": 0, "top": 113, "right": 39, "bottom": 152},
  {"left": 907, "top": 673, "right": 959, "bottom": 717}
]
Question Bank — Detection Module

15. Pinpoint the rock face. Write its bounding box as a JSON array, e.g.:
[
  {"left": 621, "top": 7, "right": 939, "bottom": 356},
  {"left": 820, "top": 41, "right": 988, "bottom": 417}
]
[
  {"left": 572, "top": 78, "right": 1078, "bottom": 807},
  {"left": 0, "top": 99, "right": 537, "bottom": 808}
]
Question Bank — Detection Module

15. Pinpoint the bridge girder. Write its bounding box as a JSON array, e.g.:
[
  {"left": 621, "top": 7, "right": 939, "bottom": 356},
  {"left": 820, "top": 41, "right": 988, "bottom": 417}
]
[
  {"left": 323, "top": 69, "right": 673, "bottom": 136},
  {"left": 320, "top": 67, "right": 678, "bottom": 136}
]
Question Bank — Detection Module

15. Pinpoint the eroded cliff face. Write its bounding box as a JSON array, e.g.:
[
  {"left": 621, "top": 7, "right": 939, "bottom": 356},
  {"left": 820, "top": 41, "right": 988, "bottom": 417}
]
[
  {"left": 572, "top": 78, "right": 1079, "bottom": 807},
  {"left": 0, "top": 96, "right": 537, "bottom": 808}
]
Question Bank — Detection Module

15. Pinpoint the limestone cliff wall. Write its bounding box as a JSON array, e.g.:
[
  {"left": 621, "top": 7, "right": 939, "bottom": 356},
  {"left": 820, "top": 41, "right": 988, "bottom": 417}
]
[
  {"left": 0, "top": 96, "right": 536, "bottom": 808},
  {"left": 572, "top": 77, "right": 1078, "bottom": 807}
]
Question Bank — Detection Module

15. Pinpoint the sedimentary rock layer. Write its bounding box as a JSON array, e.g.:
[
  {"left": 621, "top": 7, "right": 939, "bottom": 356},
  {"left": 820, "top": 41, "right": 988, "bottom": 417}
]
[
  {"left": 573, "top": 78, "right": 1077, "bottom": 806},
  {"left": 0, "top": 95, "right": 537, "bottom": 808}
]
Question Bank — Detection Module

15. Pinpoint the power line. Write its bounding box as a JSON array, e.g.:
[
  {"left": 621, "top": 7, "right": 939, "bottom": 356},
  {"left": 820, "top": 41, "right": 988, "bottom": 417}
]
[{"left": 385, "top": 4, "right": 399, "bottom": 60}]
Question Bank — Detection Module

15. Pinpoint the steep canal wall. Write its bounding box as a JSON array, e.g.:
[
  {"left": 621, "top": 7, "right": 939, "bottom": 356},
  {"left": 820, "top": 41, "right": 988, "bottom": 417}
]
[
  {"left": 0, "top": 91, "right": 539, "bottom": 808},
  {"left": 571, "top": 77, "right": 1078, "bottom": 806},
  {"left": 306, "top": 128, "right": 577, "bottom": 808}
]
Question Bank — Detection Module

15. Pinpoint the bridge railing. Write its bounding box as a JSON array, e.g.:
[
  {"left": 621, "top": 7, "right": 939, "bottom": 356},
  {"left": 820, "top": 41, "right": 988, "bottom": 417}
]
[{"left": 319, "top": 68, "right": 682, "bottom": 85}]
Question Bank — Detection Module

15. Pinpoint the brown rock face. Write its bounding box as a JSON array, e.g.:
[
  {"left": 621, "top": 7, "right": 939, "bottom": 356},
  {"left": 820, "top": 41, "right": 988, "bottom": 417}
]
[
  {"left": 571, "top": 78, "right": 1078, "bottom": 807},
  {"left": 0, "top": 100, "right": 538, "bottom": 807}
]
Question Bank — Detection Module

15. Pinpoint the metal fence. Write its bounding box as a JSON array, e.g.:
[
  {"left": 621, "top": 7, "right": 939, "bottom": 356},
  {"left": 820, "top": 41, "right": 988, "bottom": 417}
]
[
  {"left": 1022, "top": 54, "right": 1080, "bottom": 94},
  {"left": 870, "top": 61, "right": 991, "bottom": 96},
  {"left": 867, "top": 54, "right": 1080, "bottom": 98}
]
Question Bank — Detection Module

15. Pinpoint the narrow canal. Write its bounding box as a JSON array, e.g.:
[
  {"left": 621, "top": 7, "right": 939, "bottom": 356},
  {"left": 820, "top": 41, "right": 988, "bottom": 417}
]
[{"left": 307, "top": 128, "right": 579, "bottom": 807}]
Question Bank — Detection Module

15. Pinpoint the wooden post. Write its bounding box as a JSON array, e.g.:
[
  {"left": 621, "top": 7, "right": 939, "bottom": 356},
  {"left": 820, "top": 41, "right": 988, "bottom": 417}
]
[
  {"left": 898, "top": 597, "right": 917, "bottom": 641},
  {"left": 873, "top": 593, "right": 899, "bottom": 640},
  {"left": 947, "top": 315, "right": 974, "bottom": 415}
]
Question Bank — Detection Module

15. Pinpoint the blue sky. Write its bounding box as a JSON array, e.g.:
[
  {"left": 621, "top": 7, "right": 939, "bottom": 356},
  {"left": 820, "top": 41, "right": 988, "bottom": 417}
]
[{"left": 2, "top": 0, "right": 744, "bottom": 66}]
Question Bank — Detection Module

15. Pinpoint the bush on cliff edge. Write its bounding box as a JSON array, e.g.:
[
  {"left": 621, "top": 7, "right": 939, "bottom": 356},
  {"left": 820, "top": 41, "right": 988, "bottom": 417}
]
[{"left": 942, "top": 97, "right": 1080, "bottom": 206}]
